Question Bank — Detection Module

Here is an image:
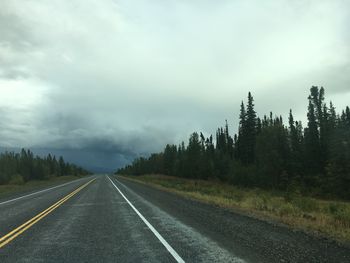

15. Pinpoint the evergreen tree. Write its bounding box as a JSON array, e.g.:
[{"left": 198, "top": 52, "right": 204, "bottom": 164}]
[
  {"left": 326, "top": 113, "right": 350, "bottom": 198},
  {"left": 117, "top": 87, "right": 350, "bottom": 200},
  {"left": 59, "top": 156, "right": 66, "bottom": 176},
  {"left": 256, "top": 114, "right": 290, "bottom": 188},
  {"left": 236, "top": 93, "right": 257, "bottom": 164},
  {"left": 288, "top": 110, "right": 303, "bottom": 180},
  {"left": 0, "top": 150, "right": 89, "bottom": 185},
  {"left": 304, "top": 98, "right": 321, "bottom": 183},
  {"left": 185, "top": 132, "right": 202, "bottom": 179},
  {"left": 163, "top": 144, "right": 177, "bottom": 175},
  {"left": 309, "top": 86, "right": 329, "bottom": 169},
  {"left": 244, "top": 92, "right": 257, "bottom": 164},
  {"left": 235, "top": 101, "right": 246, "bottom": 160}
]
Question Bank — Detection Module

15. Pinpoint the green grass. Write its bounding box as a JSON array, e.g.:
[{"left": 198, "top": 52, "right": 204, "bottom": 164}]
[
  {"left": 120, "top": 174, "right": 350, "bottom": 244},
  {"left": 0, "top": 175, "right": 84, "bottom": 200}
]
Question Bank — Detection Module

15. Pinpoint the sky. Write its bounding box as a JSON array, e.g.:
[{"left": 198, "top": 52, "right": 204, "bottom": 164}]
[{"left": 1, "top": 0, "right": 350, "bottom": 172}]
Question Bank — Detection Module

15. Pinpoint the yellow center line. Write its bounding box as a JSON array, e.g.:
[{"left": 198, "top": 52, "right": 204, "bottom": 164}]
[
  {"left": 0, "top": 178, "right": 95, "bottom": 249},
  {"left": 0, "top": 181, "right": 88, "bottom": 243}
]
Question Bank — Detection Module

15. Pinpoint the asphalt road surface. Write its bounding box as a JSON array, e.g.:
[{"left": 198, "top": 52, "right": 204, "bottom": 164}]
[{"left": 0, "top": 175, "right": 349, "bottom": 263}]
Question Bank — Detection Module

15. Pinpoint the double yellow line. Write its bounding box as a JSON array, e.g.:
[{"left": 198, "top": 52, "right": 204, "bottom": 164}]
[{"left": 0, "top": 178, "right": 95, "bottom": 249}]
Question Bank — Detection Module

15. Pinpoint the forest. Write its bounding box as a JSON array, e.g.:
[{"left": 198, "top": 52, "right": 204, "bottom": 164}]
[
  {"left": 118, "top": 87, "right": 350, "bottom": 199},
  {"left": 0, "top": 149, "right": 90, "bottom": 185}
]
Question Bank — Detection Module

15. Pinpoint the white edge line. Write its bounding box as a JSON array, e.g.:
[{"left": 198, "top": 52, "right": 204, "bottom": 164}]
[
  {"left": 107, "top": 176, "right": 185, "bottom": 263},
  {"left": 0, "top": 176, "right": 94, "bottom": 206}
]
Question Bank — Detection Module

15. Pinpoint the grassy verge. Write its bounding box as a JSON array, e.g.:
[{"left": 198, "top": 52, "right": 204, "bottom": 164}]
[
  {"left": 120, "top": 174, "right": 350, "bottom": 244},
  {"left": 0, "top": 175, "right": 85, "bottom": 200}
]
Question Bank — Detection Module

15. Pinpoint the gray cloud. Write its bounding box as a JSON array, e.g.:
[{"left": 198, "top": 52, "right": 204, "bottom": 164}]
[{"left": 1, "top": 0, "right": 350, "bottom": 171}]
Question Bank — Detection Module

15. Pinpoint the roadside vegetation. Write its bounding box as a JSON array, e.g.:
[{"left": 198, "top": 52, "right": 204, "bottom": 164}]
[
  {"left": 0, "top": 175, "right": 85, "bottom": 200},
  {"left": 0, "top": 149, "right": 90, "bottom": 190},
  {"left": 118, "top": 87, "right": 350, "bottom": 200},
  {"left": 123, "top": 174, "right": 350, "bottom": 243},
  {"left": 117, "top": 87, "right": 350, "bottom": 242}
]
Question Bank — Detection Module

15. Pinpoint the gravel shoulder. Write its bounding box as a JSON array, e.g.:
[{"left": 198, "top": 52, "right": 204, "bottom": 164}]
[{"left": 117, "top": 176, "right": 350, "bottom": 263}]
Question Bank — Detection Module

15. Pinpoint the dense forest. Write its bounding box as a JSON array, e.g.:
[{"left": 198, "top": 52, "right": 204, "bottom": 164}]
[
  {"left": 0, "top": 149, "right": 90, "bottom": 185},
  {"left": 118, "top": 87, "right": 350, "bottom": 199}
]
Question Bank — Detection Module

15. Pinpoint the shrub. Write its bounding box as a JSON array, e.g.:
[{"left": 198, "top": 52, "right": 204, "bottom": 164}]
[
  {"left": 0, "top": 172, "right": 10, "bottom": 185},
  {"left": 252, "top": 195, "right": 269, "bottom": 211},
  {"left": 9, "top": 174, "right": 25, "bottom": 185},
  {"left": 329, "top": 203, "right": 350, "bottom": 227},
  {"left": 292, "top": 197, "right": 319, "bottom": 213},
  {"left": 278, "top": 203, "right": 297, "bottom": 217}
]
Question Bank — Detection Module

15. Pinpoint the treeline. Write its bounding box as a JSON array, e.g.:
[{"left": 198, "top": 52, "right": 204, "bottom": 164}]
[
  {"left": 0, "top": 149, "right": 90, "bottom": 185},
  {"left": 117, "top": 87, "right": 350, "bottom": 199}
]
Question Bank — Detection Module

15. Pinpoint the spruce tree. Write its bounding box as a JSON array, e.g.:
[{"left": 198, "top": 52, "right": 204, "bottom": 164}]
[
  {"left": 288, "top": 110, "right": 303, "bottom": 180},
  {"left": 236, "top": 93, "right": 257, "bottom": 164},
  {"left": 305, "top": 98, "right": 321, "bottom": 185},
  {"left": 235, "top": 101, "right": 246, "bottom": 161},
  {"left": 245, "top": 92, "right": 257, "bottom": 164}
]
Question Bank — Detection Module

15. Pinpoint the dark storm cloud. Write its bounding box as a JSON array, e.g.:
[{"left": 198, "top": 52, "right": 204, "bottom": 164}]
[{"left": 1, "top": 0, "right": 350, "bottom": 171}]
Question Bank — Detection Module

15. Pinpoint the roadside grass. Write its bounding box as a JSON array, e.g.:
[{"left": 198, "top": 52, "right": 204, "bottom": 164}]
[
  {"left": 120, "top": 174, "right": 350, "bottom": 244},
  {"left": 0, "top": 175, "right": 84, "bottom": 200}
]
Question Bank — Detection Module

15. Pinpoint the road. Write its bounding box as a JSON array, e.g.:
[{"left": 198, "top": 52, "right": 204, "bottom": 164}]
[{"left": 0, "top": 175, "right": 349, "bottom": 262}]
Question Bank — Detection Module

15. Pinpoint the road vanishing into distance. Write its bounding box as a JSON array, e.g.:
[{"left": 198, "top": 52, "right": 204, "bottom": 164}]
[{"left": 0, "top": 175, "right": 349, "bottom": 263}]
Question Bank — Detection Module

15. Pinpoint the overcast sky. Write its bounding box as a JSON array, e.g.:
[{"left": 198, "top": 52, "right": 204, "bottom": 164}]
[{"left": 1, "top": 0, "right": 350, "bottom": 171}]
